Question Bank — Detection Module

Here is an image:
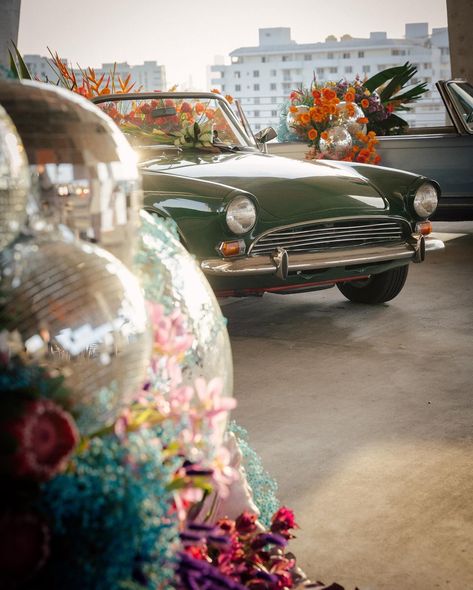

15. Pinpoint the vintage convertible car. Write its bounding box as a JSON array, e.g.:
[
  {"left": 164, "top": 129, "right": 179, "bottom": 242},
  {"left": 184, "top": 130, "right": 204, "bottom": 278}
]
[
  {"left": 269, "top": 80, "right": 473, "bottom": 220},
  {"left": 93, "top": 92, "right": 444, "bottom": 303}
]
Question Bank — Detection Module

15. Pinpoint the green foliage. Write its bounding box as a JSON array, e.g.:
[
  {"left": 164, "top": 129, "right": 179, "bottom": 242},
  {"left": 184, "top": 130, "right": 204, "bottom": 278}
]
[{"left": 8, "top": 41, "right": 33, "bottom": 80}]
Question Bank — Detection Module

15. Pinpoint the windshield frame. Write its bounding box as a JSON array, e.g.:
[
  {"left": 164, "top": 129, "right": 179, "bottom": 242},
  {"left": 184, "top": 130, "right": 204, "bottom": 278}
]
[{"left": 91, "top": 91, "right": 258, "bottom": 149}]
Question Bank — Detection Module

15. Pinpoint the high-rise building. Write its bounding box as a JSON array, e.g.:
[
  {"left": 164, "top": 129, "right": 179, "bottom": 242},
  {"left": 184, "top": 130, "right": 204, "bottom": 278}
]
[
  {"left": 0, "top": 0, "right": 21, "bottom": 70},
  {"left": 210, "top": 24, "right": 451, "bottom": 131}
]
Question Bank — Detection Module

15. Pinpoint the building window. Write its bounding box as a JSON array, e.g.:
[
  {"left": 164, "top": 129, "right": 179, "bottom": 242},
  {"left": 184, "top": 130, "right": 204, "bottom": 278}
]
[
  {"left": 234, "top": 71, "right": 241, "bottom": 78},
  {"left": 329, "top": 67, "right": 338, "bottom": 74},
  {"left": 316, "top": 67, "right": 324, "bottom": 75},
  {"left": 270, "top": 69, "right": 277, "bottom": 76},
  {"left": 282, "top": 55, "right": 289, "bottom": 62},
  {"left": 441, "top": 47, "right": 450, "bottom": 55},
  {"left": 221, "top": 84, "right": 225, "bottom": 91},
  {"left": 254, "top": 97, "right": 260, "bottom": 105},
  {"left": 253, "top": 70, "right": 259, "bottom": 77},
  {"left": 254, "top": 124, "right": 261, "bottom": 130},
  {"left": 344, "top": 66, "right": 352, "bottom": 74},
  {"left": 271, "top": 96, "right": 278, "bottom": 103},
  {"left": 282, "top": 82, "right": 291, "bottom": 92},
  {"left": 358, "top": 51, "right": 364, "bottom": 58},
  {"left": 342, "top": 52, "right": 350, "bottom": 59},
  {"left": 327, "top": 52, "right": 334, "bottom": 59},
  {"left": 423, "top": 62, "right": 432, "bottom": 69},
  {"left": 391, "top": 49, "right": 406, "bottom": 56},
  {"left": 254, "top": 110, "right": 260, "bottom": 117},
  {"left": 304, "top": 54, "right": 312, "bottom": 61},
  {"left": 253, "top": 83, "right": 260, "bottom": 91},
  {"left": 362, "top": 65, "right": 371, "bottom": 73},
  {"left": 235, "top": 84, "right": 241, "bottom": 92},
  {"left": 270, "top": 83, "right": 277, "bottom": 90},
  {"left": 261, "top": 57, "right": 267, "bottom": 63},
  {"left": 271, "top": 110, "right": 278, "bottom": 117}
]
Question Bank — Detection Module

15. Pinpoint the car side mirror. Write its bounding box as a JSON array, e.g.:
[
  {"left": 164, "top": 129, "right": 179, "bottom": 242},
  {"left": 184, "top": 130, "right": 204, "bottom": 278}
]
[{"left": 254, "top": 127, "right": 277, "bottom": 144}]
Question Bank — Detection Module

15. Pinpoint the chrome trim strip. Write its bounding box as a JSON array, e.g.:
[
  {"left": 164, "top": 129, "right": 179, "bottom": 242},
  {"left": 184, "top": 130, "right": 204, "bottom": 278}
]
[{"left": 201, "top": 237, "right": 444, "bottom": 277}]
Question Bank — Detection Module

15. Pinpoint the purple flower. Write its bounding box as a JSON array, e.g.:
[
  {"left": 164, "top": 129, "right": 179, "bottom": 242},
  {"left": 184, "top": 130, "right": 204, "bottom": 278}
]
[{"left": 250, "top": 533, "right": 287, "bottom": 550}]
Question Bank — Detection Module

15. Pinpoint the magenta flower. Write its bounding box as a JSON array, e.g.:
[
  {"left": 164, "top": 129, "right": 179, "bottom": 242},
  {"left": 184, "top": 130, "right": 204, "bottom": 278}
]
[{"left": 7, "top": 399, "right": 79, "bottom": 481}]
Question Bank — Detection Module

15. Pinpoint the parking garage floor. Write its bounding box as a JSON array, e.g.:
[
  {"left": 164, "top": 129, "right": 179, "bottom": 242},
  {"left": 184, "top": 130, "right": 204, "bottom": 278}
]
[{"left": 223, "top": 222, "right": 473, "bottom": 590}]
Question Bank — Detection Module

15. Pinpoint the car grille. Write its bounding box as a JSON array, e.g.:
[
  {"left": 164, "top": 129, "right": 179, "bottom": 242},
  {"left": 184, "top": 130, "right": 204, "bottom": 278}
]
[{"left": 250, "top": 218, "right": 407, "bottom": 256}]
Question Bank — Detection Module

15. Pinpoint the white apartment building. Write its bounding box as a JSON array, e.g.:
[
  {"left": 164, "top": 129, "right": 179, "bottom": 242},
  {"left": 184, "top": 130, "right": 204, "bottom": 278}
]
[
  {"left": 210, "top": 24, "right": 451, "bottom": 132},
  {"left": 22, "top": 55, "right": 166, "bottom": 92}
]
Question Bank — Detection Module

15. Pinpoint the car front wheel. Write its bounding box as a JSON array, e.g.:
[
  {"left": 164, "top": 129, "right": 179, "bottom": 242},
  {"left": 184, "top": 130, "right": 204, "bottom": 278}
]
[{"left": 337, "top": 265, "right": 409, "bottom": 304}]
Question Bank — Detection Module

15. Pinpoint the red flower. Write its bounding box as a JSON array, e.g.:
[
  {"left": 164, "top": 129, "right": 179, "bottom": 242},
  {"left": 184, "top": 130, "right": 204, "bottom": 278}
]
[
  {"left": 180, "top": 102, "right": 192, "bottom": 113},
  {"left": 0, "top": 510, "right": 50, "bottom": 587},
  {"left": 270, "top": 507, "right": 298, "bottom": 539},
  {"left": 217, "top": 517, "right": 236, "bottom": 535},
  {"left": 7, "top": 399, "right": 79, "bottom": 481},
  {"left": 235, "top": 511, "right": 258, "bottom": 535}
]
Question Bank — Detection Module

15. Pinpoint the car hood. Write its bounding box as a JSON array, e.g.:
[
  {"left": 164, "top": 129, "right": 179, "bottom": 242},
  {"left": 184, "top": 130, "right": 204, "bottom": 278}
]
[{"left": 142, "top": 151, "right": 388, "bottom": 221}]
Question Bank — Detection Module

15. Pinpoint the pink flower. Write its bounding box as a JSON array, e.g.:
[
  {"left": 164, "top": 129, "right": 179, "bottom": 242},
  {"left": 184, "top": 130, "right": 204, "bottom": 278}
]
[
  {"left": 0, "top": 510, "right": 50, "bottom": 586},
  {"left": 194, "top": 377, "right": 237, "bottom": 418},
  {"left": 148, "top": 303, "right": 193, "bottom": 357},
  {"left": 7, "top": 399, "right": 79, "bottom": 481}
]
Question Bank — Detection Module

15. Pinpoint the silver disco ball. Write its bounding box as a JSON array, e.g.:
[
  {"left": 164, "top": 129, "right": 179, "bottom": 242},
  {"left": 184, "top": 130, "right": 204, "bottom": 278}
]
[
  {"left": 137, "top": 211, "right": 233, "bottom": 445},
  {"left": 0, "top": 103, "right": 30, "bottom": 250},
  {"left": 319, "top": 125, "right": 353, "bottom": 160},
  {"left": 0, "top": 231, "right": 152, "bottom": 434},
  {"left": 335, "top": 101, "right": 367, "bottom": 136},
  {"left": 0, "top": 80, "right": 141, "bottom": 269}
]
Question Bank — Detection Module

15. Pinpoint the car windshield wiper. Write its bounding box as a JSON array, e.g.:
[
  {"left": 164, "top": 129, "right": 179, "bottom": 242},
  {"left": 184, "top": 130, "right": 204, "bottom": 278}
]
[{"left": 213, "top": 142, "right": 244, "bottom": 152}]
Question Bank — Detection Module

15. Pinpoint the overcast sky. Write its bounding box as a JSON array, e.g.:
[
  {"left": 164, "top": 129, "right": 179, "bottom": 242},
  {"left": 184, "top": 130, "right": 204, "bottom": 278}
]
[{"left": 18, "top": 0, "right": 448, "bottom": 89}]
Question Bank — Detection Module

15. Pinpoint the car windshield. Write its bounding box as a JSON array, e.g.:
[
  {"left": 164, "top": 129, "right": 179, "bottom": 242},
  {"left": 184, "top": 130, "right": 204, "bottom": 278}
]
[
  {"left": 96, "top": 94, "right": 256, "bottom": 157},
  {"left": 448, "top": 81, "right": 473, "bottom": 132}
]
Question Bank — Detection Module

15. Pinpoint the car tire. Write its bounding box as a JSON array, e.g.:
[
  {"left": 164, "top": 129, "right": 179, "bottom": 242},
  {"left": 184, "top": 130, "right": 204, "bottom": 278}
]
[{"left": 337, "top": 265, "right": 409, "bottom": 304}]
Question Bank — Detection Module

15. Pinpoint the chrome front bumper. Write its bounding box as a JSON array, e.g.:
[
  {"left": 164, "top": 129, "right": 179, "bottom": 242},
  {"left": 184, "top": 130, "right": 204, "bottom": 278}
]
[{"left": 201, "top": 236, "right": 445, "bottom": 278}]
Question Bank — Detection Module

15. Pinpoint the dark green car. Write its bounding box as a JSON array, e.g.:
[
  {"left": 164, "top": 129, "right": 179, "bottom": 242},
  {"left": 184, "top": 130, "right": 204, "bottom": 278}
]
[{"left": 93, "top": 92, "right": 444, "bottom": 304}]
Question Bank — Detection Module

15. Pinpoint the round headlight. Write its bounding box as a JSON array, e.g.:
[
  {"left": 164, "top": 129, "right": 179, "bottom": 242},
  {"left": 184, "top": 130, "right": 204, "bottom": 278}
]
[
  {"left": 226, "top": 195, "right": 256, "bottom": 234},
  {"left": 413, "top": 182, "right": 438, "bottom": 218}
]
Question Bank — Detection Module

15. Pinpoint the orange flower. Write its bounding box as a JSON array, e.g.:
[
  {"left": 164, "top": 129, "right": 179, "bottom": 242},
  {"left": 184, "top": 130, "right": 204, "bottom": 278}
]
[
  {"left": 225, "top": 94, "right": 234, "bottom": 104},
  {"left": 321, "top": 131, "right": 329, "bottom": 140},
  {"left": 344, "top": 91, "right": 355, "bottom": 102},
  {"left": 211, "top": 88, "right": 221, "bottom": 94},
  {"left": 361, "top": 98, "right": 369, "bottom": 109},
  {"left": 289, "top": 105, "right": 298, "bottom": 113},
  {"left": 374, "top": 155, "right": 381, "bottom": 164},
  {"left": 308, "top": 128, "right": 318, "bottom": 141},
  {"left": 322, "top": 87, "right": 337, "bottom": 101},
  {"left": 299, "top": 113, "right": 310, "bottom": 125},
  {"left": 367, "top": 131, "right": 376, "bottom": 139},
  {"left": 195, "top": 102, "right": 205, "bottom": 114},
  {"left": 357, "top": 117, "right": 368, "bottom": 124},
  {"left": 312, "top": 90, "right": 321, "bottom": 100}
]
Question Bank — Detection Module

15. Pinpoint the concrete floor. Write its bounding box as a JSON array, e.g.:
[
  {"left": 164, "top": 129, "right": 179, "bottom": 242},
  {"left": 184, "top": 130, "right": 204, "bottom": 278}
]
[{"left": 222, "top": 222, "right": 473, "bottom": 590}]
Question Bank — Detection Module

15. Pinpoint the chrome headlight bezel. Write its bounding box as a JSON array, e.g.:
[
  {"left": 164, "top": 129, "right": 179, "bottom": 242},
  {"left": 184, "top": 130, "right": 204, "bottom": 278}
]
[
  {"left": 225, "top": 194, "right": 257, "bottom": 235},
  {"left": 413, "top": 182, "right": 439, "bottom": 219}
]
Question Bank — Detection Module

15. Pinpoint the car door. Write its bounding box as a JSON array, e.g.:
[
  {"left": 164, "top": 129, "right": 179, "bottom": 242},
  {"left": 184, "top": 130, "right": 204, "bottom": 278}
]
[{"left": 376, "top": 80, "right": 473, "bottom": 219}]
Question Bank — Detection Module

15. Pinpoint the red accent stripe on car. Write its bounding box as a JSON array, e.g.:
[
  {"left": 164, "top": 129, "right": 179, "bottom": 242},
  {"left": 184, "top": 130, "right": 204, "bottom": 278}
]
[{"left": 215, "top": 274, "right": 370, "bottom": 297}]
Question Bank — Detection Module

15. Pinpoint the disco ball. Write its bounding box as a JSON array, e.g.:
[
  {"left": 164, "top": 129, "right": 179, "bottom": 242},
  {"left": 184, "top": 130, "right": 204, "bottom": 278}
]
[
  {"left": 0, "top": 231, "right": 152, "bottom": 435},
  {"left": 0, "top": 80, "right": 141, "bottom": 269},
  {"left": 137, "top": 211, "right": 233, "bottom": 444},
  {"left": 0, "top": 103, "right": 30, "bottom": 250},
  {"left": 286, "top": 105, "right": 310, "bottom": 131},
  {"left": 335, "top": 101, "right": 367, "bottom": 136},
  {"left": 319, "top": 126, "right": 353, "bottom": 160}
]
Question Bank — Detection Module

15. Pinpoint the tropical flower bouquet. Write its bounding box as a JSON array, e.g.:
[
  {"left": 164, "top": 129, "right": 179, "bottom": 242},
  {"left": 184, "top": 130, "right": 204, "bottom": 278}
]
[{"left": 279, "top": 63, "right": 428, "bottom": 164}]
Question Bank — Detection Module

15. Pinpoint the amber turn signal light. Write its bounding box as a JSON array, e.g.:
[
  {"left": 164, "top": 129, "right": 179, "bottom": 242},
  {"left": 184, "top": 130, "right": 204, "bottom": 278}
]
[
  {"left": 218, "top": 240, "right": 246, "bottom": 257},
  {"left": 415, "top": 221, "right": 432, "bottom": 236}
]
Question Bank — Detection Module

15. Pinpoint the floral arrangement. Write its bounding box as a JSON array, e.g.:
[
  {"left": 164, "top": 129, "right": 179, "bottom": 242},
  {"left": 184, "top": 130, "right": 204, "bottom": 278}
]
[{"left": 279, "top": 63, "right": 428, "bottom": 164}]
